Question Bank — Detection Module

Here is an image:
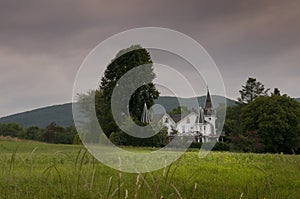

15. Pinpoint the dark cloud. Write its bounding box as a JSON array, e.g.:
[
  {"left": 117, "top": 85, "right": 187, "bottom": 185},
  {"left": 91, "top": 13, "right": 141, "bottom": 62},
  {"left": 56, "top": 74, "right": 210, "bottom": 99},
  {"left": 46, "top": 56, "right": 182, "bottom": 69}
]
[{"left": 0, "top": 0, "right": 300, "bottom": 116}]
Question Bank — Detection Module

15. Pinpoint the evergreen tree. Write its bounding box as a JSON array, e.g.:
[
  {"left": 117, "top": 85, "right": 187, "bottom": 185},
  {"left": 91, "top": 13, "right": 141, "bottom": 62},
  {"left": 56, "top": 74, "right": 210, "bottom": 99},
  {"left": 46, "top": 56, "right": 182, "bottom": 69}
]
[{"left": 238, "top": 77, "right": 269, "bottom": 104}]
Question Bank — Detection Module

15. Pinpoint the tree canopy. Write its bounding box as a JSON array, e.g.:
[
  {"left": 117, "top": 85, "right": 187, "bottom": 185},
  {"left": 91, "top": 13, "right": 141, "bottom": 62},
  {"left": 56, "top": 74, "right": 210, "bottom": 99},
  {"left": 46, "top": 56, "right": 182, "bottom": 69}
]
[
  {"left": 238, "top": 77, "right": 270, "bottom": 104},
  {"left": 96, "top": 45, "right": 159, "bottom": 137},
  {"left": 239, "top": 94, "right": 300, "bottom": 153},
  {"left": 222, "top": 77, "right": 300, "bottom": 153}
]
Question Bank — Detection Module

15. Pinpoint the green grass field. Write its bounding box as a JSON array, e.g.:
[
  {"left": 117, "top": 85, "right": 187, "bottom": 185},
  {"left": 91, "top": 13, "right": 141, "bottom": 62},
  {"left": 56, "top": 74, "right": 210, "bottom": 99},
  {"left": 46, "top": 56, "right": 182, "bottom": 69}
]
[{"left": 0, "top": 140, "right": 299, "bottom": 199}]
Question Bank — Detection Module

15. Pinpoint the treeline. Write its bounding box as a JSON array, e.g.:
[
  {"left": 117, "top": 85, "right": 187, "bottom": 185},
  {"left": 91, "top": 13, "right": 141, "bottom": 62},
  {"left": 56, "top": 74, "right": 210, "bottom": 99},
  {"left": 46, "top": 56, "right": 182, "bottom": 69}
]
[
  {"left": 223, "top": 78, "right": 300, "bottom": 154},
  {"left": 0, "top": 122, "right": 78, "bottom": 144}
]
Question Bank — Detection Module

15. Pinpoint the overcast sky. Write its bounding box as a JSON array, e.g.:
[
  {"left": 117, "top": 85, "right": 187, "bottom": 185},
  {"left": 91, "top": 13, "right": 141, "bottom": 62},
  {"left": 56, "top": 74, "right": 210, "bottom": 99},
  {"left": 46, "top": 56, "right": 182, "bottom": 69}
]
[{"left": 1, "top": 0, "right": 300, "bottom": 117}]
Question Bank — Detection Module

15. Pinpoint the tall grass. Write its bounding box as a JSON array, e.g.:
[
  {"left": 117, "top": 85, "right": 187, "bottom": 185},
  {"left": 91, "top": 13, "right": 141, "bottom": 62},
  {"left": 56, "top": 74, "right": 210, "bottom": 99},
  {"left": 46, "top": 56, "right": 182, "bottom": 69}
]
[{"left": 0, "top": 140, "right": 299, "bottom": 198}]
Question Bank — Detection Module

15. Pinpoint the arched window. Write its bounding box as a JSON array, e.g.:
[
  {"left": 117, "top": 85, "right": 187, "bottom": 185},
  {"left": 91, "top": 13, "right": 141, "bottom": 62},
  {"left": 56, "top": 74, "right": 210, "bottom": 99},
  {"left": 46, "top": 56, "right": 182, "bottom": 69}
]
[{"left": 165, "top": 117, "right": 169, "bottom": 123}]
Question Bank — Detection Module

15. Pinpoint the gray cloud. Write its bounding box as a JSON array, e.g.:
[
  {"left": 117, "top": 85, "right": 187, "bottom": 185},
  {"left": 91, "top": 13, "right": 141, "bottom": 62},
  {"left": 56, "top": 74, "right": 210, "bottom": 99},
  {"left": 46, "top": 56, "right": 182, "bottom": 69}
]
[{"left": 0, "top": 0, "right": 300, "bottom": 117}]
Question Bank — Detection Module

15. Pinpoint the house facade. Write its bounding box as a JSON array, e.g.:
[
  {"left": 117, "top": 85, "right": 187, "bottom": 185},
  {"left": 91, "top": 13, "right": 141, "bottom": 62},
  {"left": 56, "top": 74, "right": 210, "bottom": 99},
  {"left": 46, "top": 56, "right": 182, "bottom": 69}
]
[{"left": 142, "top": 89, "right": 222, "bottom": 143}]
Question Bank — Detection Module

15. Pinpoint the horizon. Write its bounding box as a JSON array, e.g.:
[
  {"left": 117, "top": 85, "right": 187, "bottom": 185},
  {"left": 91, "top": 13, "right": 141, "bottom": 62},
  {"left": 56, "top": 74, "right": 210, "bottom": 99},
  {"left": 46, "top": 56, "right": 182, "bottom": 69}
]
[
  {"left": 1, "top": 93, "right": 299, "bottom": 119},
  {"left": 0, "top": 94, "right": 238, "bottom": 118}
]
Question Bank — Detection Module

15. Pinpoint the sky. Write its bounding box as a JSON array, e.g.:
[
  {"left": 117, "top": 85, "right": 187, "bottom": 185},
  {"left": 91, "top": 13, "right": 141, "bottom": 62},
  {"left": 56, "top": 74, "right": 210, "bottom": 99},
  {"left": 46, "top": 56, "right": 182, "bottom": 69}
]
[{"left": 0, "top": 0, "right": 300, "bottom": 117}]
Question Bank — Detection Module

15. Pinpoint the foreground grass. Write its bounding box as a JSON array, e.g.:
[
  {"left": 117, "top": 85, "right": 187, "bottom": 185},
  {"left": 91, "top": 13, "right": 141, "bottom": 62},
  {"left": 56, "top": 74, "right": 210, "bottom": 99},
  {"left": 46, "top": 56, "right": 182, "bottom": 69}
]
[{"left": 0, "top": 140, "right": 299, "bottom": 198}]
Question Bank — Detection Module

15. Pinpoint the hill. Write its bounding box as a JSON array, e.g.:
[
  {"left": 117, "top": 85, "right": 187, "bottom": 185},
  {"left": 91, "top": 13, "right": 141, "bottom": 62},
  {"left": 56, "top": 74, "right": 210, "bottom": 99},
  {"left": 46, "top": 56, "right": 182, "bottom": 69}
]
[
  {"left": 295, "top": 98, "right": 300, "bottom": 102},
  {"left": 0, "top": 103, "right": 74, "bottom": 128},
  {"left": 0, "top": 96, "right": 237, "bottom": 128}
]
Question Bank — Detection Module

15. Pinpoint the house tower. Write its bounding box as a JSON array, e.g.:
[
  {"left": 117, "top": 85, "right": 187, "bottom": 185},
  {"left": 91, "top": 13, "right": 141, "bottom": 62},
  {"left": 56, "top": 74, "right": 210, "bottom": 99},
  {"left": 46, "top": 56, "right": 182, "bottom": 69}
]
[{"left": 203, "top": 88, "right": 217, "bottom": 138}]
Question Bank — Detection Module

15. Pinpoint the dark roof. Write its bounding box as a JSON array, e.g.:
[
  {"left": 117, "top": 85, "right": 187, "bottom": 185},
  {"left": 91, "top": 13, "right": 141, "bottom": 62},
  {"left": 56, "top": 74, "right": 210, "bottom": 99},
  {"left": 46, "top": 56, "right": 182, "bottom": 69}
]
[
  {"left": 204, "top": 89, "right": 216, "bottom": 115},
  {"left": 169, "top": 113, "right": 189, "bottom": 123},
  {"left": 204, "top": 89, "right": 213, "bottom": 109}
]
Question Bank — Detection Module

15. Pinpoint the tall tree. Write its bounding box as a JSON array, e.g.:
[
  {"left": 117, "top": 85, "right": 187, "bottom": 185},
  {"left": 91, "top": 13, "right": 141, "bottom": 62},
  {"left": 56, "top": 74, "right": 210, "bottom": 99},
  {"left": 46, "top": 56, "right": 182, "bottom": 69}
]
[
  {"left": 97, "top": 45, "right": 159, "bottom": 137},
  {"left": 238, "top": 77, "right": 269, "bottom": 104}
]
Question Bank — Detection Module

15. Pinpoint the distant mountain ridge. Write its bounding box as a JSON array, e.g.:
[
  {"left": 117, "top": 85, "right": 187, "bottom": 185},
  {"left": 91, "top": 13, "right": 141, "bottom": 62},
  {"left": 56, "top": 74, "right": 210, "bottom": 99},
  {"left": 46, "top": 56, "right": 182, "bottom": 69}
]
[
  {"left": 295, "top": 98, "right": 300, "bottom": 103},
  {"left": 0, "top": 103, "right": 74, "bottom": 128},
  {"left": 0, "top": 96, "right": 237, "bottom": 128}
]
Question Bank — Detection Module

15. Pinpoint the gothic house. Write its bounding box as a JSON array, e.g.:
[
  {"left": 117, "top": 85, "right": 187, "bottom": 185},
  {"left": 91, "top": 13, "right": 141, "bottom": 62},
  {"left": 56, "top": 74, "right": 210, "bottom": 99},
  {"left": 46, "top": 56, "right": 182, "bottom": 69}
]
[{"left": 141, "top": 90, "right": 221, "bottom": 143}]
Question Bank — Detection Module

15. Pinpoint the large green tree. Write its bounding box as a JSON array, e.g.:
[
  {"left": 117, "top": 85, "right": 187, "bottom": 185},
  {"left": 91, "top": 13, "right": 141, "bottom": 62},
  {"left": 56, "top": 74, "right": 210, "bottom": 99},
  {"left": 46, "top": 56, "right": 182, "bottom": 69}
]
[
  {"left": 223, "top": 104, "right": 242, "bottom": 136},
  {"left": 240, "top": 94, "right": 300, "bottom": 153},
  {"left": 238, "top": 77, "right": 269, "bottom": 104},
  {"left": 97, "top": 45, "right": 159, "bottom": 137}
]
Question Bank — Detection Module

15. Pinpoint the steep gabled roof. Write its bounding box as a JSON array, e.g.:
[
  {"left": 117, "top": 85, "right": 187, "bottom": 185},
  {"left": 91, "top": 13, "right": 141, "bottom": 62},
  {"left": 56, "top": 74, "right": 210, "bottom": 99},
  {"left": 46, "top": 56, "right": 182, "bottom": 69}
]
[
  {"left": 169, "top": 112, "right": 199, "bottom": 124},
  {"left": 204, "top": 89, "right": 215, "bottom": 115},
  {"left": 169, "top": 113, "right": 185, "bottom": 123},
  {"left": 204, "top": 89, "right": 213, "bottom": 109}
]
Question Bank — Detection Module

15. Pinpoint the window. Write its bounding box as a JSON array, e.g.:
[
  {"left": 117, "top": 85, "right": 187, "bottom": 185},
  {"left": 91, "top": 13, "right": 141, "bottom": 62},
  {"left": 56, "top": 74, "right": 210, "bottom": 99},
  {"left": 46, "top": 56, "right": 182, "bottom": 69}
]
[
  {"left": 187, "top": 118, "right": 190, "bottom": 124},
  {"left": 165, "top": 118, "right": 169, "bottom": 123}
]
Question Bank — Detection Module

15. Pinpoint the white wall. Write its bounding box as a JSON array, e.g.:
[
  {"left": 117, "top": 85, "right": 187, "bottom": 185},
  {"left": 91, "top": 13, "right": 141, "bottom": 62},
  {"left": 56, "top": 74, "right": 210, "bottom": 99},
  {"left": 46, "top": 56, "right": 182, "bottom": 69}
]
[
  {"left": 176, "top": 112, "right": 198, "bottom": 134},
  {"left": 161, "top": 114, "right": 176, "bottom": 135}
]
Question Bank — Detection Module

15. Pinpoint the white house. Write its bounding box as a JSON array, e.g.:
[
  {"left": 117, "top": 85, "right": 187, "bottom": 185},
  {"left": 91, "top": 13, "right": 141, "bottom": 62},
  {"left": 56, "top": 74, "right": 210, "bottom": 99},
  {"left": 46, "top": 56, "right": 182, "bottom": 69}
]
[{"left": 142, "top": 89, "right": 221, "bottom": 143}]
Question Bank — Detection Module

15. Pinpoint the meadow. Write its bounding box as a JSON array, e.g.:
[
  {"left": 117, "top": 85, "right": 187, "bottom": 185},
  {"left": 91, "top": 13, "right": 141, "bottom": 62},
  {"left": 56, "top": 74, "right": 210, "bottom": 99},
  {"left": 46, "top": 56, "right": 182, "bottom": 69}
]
[{"left": 0, "top": 139, "right": 299, "bottom": 199}]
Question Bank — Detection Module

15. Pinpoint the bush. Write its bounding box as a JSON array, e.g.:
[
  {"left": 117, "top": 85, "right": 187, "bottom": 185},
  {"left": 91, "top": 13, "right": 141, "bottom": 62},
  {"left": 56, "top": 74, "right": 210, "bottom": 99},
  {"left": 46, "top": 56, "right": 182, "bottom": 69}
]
[
  {"left": 189, "top": 142, "right": 229, "bottom": 151},
  {"left": 213, "top": 142, "right": 230, "bottom": 151},
  {"left": 109, "top": 127, "right": 168, "bottom": 147},
  {"left": 189, "top": 142, "right": 202, "bottom": 148}
]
